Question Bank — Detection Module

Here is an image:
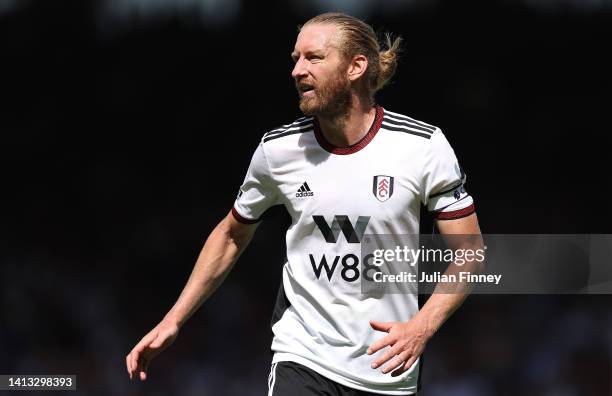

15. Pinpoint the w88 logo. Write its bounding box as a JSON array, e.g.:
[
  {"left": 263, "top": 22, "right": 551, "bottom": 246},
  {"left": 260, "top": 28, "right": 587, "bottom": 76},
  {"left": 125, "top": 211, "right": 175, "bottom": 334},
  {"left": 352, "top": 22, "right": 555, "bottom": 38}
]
[
  {"left": 309, "top": 252, "right": 378, "bottom": 282},
  {"left": 308, "top": 215, "right": 379, "bottom": 282}
]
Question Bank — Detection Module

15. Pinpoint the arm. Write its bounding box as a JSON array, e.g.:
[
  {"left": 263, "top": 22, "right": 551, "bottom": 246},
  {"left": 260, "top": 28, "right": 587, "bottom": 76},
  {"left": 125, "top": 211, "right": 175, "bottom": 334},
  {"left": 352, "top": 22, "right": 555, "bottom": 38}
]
[
  {"left": 368, "top": 212, "right": 484, "bottom": 376},
  {"left": 413, "top": 212, "right": 483, "bottom": 340},
  {"left": 126, "top": 210, "right": 259, "bottom": 381}
]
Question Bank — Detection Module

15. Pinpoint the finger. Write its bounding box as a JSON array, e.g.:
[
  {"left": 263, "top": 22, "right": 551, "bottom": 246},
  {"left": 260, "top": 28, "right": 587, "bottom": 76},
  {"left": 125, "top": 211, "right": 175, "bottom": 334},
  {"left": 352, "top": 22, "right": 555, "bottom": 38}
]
[
  {"left": 132, "top": 350, "right": 145, "bottom": 380},
  {"left": 130, "top": 350, "right": 140, "bottom": 377},
  {"left": 127, "top": 354, "right": 136, "bottom": 379},
  {"left": 381, "top": 351, "right": 411, "bottom": 374},
  {"left": 140, "top": 341, "right": 163, "bottom": 364},
  {"left": 367, "top": 335, "right": 395, "bottom": 355},
  {"left": 135, "top": 332, "right": 156, "bottom": 353},
  {"left": 139, "top": 370, "right": 147, "bottom": 381},
  {"left": 149, "top": 334, "right": 165, "bottom": 349},
  {"left": 149, "top": 340, "right": 162, "bottom": 350},
  {"left": 391, "top": 355, "right": 418, "bottom": 377},
  {"left": 132, "top": 329, "right": 157, "bottom": 354},
  {"left": 138, "top": 357, "right": 148, "bottom": 381},
  {"left": 372, "top": 345, "right": 401, "bottom": 369},
  {"left": 128, "top": 352, "right": 136, "bottom": 378},
  {"left": 369, "top": 320, "right": 393, "bottom": 332},
  {"left": 143, "top": 356, "right": 152, "bottom": 380},
  {"left": 126, "top": 354, "right": 132, "bottom": 379}
]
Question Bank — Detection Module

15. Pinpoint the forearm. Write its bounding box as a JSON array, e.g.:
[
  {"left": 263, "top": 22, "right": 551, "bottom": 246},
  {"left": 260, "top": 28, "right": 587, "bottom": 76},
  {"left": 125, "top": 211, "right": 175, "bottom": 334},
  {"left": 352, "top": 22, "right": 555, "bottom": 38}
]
[
  {"left": 413, "top": 287, "right": 468, "bottom": 338},
  {"left": 414, "top": 214, "right": 484, "bottom": 336},
  {"left": 164, "top": 214, "right": 255, "bottom": 327}
]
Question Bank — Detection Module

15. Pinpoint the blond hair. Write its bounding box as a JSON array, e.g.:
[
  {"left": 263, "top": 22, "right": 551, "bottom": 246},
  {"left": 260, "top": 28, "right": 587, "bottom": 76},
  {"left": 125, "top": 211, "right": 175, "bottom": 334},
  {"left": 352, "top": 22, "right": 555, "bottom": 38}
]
[{"left": 302, "top": 12, "right": 402, "bottom": 98}]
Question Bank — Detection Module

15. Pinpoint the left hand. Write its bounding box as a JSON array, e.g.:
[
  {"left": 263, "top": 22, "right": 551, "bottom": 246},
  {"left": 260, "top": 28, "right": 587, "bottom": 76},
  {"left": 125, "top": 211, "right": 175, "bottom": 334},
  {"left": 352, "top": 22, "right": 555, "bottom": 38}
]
[{"left": 367, "top": 317, "right": 433, "bottom": 376}]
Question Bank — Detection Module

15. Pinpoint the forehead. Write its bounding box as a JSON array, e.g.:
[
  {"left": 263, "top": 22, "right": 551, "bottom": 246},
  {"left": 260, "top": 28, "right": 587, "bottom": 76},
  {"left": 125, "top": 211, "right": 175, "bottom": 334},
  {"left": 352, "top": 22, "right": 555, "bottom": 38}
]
[{"left": 294, "top": 23, "right": 341, "bottom": 53}]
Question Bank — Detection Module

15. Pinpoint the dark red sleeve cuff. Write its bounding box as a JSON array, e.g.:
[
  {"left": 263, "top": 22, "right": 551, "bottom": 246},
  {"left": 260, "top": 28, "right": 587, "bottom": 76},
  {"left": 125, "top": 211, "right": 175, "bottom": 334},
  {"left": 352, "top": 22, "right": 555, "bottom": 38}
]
[
  {"left": 231, "top": 207, "right": 260, "bottom": 224},
  {"left": 434, "top": 203, "right": 476, "bottom": 220}
]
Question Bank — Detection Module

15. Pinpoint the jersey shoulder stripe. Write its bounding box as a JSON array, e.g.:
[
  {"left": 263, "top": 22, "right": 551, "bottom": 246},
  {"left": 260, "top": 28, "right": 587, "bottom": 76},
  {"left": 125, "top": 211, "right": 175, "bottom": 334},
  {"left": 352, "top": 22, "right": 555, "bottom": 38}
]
[
  {"left": 383, "top": 110, "right": 437, "bottom": 132},
  {"left": 382, "top": 115, "right": 436, "bottom": 134},
  {"left": 266, "top": 117, "right": 312, "bottom": 136},
  {"left": 381, "top": 117, "right": 434, "bottom": 140},
  {"left": 263, "top": 117, "right": 314, "bottom": 143}
]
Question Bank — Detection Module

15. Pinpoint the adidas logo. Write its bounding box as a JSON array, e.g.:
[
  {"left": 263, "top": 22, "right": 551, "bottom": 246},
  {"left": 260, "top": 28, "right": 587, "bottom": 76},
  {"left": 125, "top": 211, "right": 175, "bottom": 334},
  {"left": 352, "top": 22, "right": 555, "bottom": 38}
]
[{"left": 296, "top": 182, "right": 314, "bottom": 198}]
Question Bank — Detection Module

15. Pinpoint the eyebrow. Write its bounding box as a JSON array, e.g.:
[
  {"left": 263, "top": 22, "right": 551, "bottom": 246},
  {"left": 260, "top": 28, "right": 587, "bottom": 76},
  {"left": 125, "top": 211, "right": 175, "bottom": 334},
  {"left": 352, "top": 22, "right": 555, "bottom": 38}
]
[{"left": 291, "top": 50, "right": 324, "bottom": 60}]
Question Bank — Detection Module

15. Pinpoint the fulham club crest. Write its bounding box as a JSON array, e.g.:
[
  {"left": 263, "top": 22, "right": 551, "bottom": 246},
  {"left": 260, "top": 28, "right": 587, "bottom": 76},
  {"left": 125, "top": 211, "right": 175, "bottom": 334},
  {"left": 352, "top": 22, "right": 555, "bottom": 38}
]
[{"left": 373, "top": 175, "right": 394, "bottom": 202}]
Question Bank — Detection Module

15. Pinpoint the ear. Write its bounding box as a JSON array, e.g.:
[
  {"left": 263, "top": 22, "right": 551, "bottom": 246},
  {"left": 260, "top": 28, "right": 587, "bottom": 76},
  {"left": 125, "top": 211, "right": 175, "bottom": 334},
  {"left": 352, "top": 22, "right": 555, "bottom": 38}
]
[{"left": 347, "top": 54, "right": 368, "bottom": 82}]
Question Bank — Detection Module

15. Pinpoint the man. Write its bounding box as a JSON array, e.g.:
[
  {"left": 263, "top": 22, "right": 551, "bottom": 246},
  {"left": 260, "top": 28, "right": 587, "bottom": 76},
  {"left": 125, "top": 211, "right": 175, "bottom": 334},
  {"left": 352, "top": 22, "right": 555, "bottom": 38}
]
[{"left": 126, "top": 12, "right": 482, "bottom": 395}]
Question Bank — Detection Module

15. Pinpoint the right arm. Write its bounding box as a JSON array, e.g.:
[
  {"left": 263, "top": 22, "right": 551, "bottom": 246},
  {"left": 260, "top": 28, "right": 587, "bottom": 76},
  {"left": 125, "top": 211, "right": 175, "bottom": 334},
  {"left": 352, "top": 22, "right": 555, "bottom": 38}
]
[{"left": 126, "top": 210, "right": 259, "bottom": 381}]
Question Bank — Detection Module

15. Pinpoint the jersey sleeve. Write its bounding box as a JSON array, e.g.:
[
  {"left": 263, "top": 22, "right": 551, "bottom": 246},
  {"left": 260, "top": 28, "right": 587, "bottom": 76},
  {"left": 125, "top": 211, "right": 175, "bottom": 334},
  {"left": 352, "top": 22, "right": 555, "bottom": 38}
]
[
  {"left": 421, "top": 129, "right": 475, "bottom": 220},
  {"left": 232, "top": 142, "right": 280, "bottom": 224}
]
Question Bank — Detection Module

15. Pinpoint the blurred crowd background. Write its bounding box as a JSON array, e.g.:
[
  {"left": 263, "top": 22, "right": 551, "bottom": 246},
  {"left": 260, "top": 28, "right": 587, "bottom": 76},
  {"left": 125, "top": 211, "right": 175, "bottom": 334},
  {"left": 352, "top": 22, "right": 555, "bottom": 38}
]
[{"left": 1, "top": 0, "right": 611, "bottom": 395}]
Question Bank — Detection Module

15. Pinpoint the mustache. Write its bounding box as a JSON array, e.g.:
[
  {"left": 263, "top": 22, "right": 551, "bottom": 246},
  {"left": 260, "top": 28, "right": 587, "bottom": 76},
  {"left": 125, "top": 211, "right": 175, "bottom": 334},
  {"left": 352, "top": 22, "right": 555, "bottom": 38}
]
[{"left": 295, "top": 80, "right": 315, "bottom": 92}]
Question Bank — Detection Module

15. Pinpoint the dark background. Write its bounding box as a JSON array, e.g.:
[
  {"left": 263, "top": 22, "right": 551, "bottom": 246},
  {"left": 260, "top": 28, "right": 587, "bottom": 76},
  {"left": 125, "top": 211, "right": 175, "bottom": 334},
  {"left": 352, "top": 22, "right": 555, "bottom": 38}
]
[{"left": 1, "top": 0, "right": 611, "bottom": 395}]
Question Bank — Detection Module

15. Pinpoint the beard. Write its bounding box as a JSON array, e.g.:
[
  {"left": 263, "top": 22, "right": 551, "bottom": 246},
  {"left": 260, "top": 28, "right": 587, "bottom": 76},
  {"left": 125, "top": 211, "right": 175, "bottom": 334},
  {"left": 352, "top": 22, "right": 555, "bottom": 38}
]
[{"left": 297, "top": 71, "right": 352, "bottom": 118}]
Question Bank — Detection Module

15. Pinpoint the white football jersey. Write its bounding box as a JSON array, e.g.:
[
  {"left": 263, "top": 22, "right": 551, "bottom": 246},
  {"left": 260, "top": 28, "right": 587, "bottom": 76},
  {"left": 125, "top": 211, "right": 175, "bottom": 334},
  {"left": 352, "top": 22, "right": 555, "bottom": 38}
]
[{"left": 232, "top": 106, "right": 474, "bottom": 395}]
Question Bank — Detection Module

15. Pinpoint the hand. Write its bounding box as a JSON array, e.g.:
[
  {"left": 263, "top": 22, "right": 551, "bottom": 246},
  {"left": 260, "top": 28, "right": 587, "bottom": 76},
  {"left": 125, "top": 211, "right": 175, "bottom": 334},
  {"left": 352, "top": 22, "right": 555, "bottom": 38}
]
[
  {"left": 126, "top": 319, "right": 180, "bottom": 381},
  {"left": 367, "top": 317, "right": 433, "bottom": 376}
]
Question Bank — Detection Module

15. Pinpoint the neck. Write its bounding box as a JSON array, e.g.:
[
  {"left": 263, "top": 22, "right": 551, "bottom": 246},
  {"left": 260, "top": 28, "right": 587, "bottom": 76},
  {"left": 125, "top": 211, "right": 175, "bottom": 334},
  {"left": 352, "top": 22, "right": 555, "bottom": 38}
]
[{"left": 317, "top": 95, "right": 376, "bottom": 148}]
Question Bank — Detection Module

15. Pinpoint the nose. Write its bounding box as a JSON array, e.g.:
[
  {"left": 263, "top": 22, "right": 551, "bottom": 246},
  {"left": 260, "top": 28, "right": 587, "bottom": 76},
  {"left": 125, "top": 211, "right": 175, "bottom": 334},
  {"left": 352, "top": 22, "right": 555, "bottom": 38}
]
[{"left": 291, "top": 58, "right": 307, "bottom": 80}]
